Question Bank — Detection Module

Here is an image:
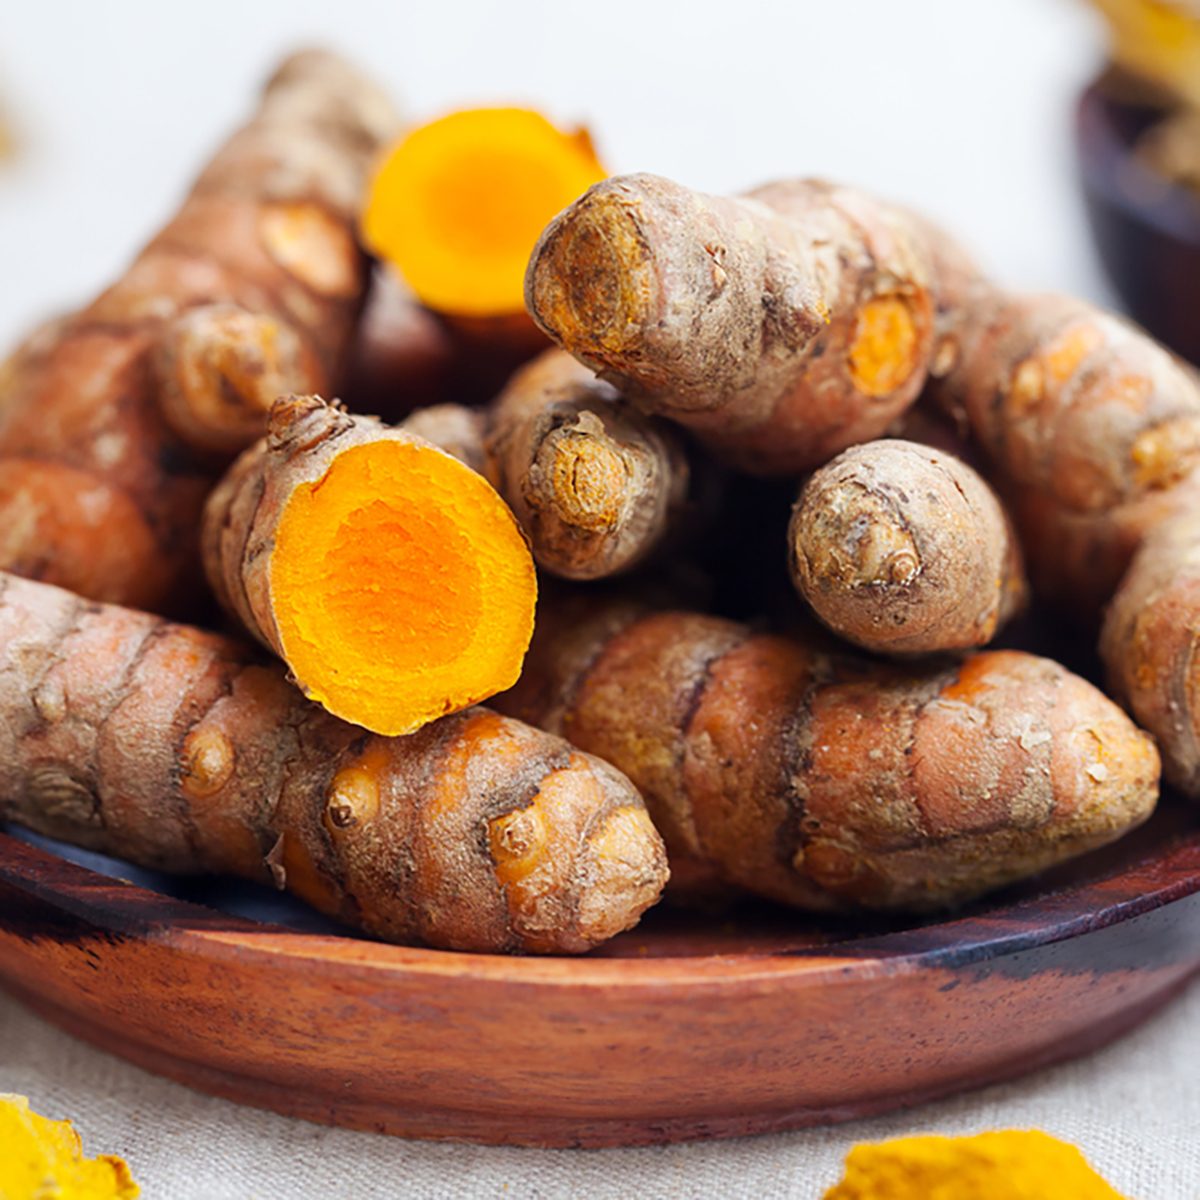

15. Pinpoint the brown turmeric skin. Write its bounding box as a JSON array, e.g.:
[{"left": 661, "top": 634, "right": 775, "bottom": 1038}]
[
  {"left": 1102, "top": 507, "right": 1200, "bottom": 796},
  {"left": 0, "top": 51, "right": 396, "bottom": 612},
  {"left": 0, "top": 572, "right": 666, "bottom": 953},
  {"left": 403, "top": 350, "right": 698, "bottom": 580},
  {"left": 498, "top": 601, "right": 1159, "bottom": 911},
  {"left": 790, "top": 440, "right": 1027, "bottom": 655},
  {"left": 929, "top": 290, "right": 1200, "bottom": 611},
  {"left": 203, "top": 395, "right": 537, "bottom": 737},
  {"left": 525, "top": 173, "right": 980, "bottom": 474}
]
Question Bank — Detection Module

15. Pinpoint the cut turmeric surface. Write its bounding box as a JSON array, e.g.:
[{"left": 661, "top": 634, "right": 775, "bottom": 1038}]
[
  {"left": 402, "top": 350, "right": 699, "bottom": 580},
  {"left": 0, "top": 50, "right": 396, "bottom": 614},
  {"left": 525, "top": 173, "right": 981, "bottom": 474},
  {"left": 362, "top": 108, "right": 607, "bottom": 316},
  {"left": 823, "top": 1130, "right": 1127, "bottom": 1199},
  {"left": 203, "top": 395, "right": 536, "bottom": 736},
  {"left": 0, "top": 572, "right": 666, "bottom": 953},
  {"left": 498, "top": 598, "right": 1159, "bottom": 911},
  {"left": 790, "top": 440, "right": 1027, "bottom": 655},
  {"left": 0, "top": 1094, "right": 139, "bottom": 1200}
]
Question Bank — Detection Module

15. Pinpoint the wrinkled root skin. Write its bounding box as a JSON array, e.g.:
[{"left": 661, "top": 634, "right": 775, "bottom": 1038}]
[
  {"left": 400, "top": 350, "right": 700, "bottom": 580},
  {"left": 485, "top": 350, "right": 696, "bottom": 579},
  {"left": 790, "top": 440, "right": 1027, "bottom": 655},
  {"left": 499, "top": 600, "right": 1159, "bottom": 912},
  {"left": 930, "top": 290, "right": 1200, "bottom": 612},
  {"left": 0, "top": 51, "right": 396, "bottom": 614},
  {"left": 0, "top": 572, "right": 666, "bottom": 953},
  {"left": 1102, "top": 509, "right": 1200, "bottom": 797},
  {"left": 526, "top": 173, "right": 980, "bottom": 475}
]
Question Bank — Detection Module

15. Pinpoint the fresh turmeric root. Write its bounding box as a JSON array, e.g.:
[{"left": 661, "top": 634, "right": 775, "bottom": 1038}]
[
  {"left": 525, "top": 173, "right": 980, "bottom": 474},
  {"left": 498, "top": 599, "right": 1158, "bottom": 911},
  {"left": 362, "top": 107, "right": 607, "bottom": 317},
  {"left": 0, "top": 572, "right": 666, "bottom": 953},
  {"left": 401, "top": 350, "right": 699, "bottom": 580},
  {"left": 202, "top": 395, "right": 536, "bottom": 737},
  {"left": 0, "top": 51, "right": 396, "bottom": 612},
  {"left": 790, "top": 439, "right": 1027, "bottom": 655},
  {"left": 1102, "top": 507, "right": 1200, "bottom": 796},
  {"left": 929, "top": 290, "right": 1200, "bottom": 611}
]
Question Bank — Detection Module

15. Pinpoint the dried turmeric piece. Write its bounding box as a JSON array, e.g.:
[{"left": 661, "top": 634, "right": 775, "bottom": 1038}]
[
  {"left": 0, "top": 1094, "right": 139, "bottom": 1200},
  {"left": 402, "top": 350, "right": 698, "bottom": 580},
  {"left": 203, "top": 395, "right": 536, "bottom": 736},
  {"left": 499, "top": 598, "right": 1159, "bottom": 911},
  {"left": 362, "top": 108, "right": 606, "bottom": 316},
  {"left": 0, "top": 51, "right": 396, "bottom": 613},
  {"left": 0, "top": 572, "right": 666, "bottom": 953},
  {"left": 823, "top": 1130, "right": 1127, "bottom": 1199},
  {"left": 525, "top": 173, "right": 981, "bottom": 474},
  {"left": 790, "top": 440, "right": 1027, "bottom": 654}
]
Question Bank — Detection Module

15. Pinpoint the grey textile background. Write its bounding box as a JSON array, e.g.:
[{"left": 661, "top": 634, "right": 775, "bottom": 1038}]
[{"left": 1, "top": 1, "right": 1193, "bottom": 1197}]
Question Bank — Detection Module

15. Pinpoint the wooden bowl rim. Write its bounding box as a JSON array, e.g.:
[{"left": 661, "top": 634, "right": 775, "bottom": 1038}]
[{"left": 6, "top": 825, "right": 1200, "bottom": 990}]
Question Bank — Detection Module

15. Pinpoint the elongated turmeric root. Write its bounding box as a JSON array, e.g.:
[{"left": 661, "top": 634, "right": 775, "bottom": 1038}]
[
  {"left": 930, "top": 290, "right": 1200, "bottom": 611},
  {"left": 402, "top": 350, "right": 698, "bottom": 580},
  {"left": 0, "top": 572, "right": 666, "bottom": 953},
  {"left": 498, "top": 599, "right": 1158, "bottom": 911},
  {"left": 1101, "top": 508, "right": 1200, "bottom": 796},
  {"left": 203, "top": 395, "right": 536, "bottom": 736},
  {"left": 526, "top": 173, "right": 980, "bottom": 474},
  {"left": 790, "top": 440, "right": 1027, "bottom": 654},
  {"left": 0, "top": 51, "right": 396, "bottom": 612}
]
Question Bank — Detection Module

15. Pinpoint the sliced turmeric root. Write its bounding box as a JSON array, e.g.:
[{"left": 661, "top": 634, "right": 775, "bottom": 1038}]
[
  {"left": 204, "top": 395, "right": 536, "bottom": 736},
  {"left": 362, "top": 107, "right": 607, "bottom": 316}
]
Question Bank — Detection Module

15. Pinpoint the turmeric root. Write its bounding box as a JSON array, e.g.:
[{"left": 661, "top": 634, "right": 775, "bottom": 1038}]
[
  {"left": 202, "top": 395, "right": 536, "bottom": 737},
  {"left": 790, "top": 440, "right": 1027, "bottom": 655},
  {"left": 930, "top": 290, "right": 1200, "bottom": 611},
  {"left": 0, "top": 51, "right": 396, "bottom": 612},
  {"left": 1101, "top": 507, "right": 1200, "bottom": 795},
  {"left": 362, "top": 107, "right": 607, "bottom": 317},
  {"left": 402, "top": 350, "right": 698, "bottom": 580},
  {"left": 0, "top": 572, "right": 666, "bottom": 953},
  {"left": 525, "top": 173, "right": 980, "bottom": 474},
  {"left": 498, "top": 599, "right": 1158, "bottom": 911}
]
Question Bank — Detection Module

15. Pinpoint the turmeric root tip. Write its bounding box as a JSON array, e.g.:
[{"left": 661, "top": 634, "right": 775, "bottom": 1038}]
[
  {"left": 204, "top": 396, "right": 536, "bottom": 736},
  {"left": 362, "top": 108, "right": 607, "bottom": 316},
  {"left": 790, "top": 440, "right": 1027, "bottom": 654},
  {"left": 154, "top": 304, "right": 321, "bottom": 455}
]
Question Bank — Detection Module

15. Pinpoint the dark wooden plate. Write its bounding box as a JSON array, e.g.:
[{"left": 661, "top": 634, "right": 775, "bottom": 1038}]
[{"left": 2, "top": 804, "right": 1199, "bottom": 1148}]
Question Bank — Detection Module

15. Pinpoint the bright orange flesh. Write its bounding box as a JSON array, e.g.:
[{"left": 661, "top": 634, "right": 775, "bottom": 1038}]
[
  {"left": 361, "top": 108, "right": 607, "bottom": 316},
  {"left": 847, "top": 293, "right": 921, "bottom": 397},
  {"left": 270, "top": 439, "right": 536, "bottom": 735}
]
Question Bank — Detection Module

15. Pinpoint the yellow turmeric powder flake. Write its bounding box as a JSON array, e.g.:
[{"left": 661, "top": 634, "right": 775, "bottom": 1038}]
[
  {"left": 823, "top": 1130, "right": 1128, "bottom": 1200},
  {"left": 0, "top": 1094, "right": 139, "bottom": 1200}
]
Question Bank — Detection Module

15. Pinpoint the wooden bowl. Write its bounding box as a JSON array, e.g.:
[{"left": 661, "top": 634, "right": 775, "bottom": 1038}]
[
  {"left": 2, "top": 802, "right": 1199, "bottom": 1149},
  {"left": 1076, "top": 76, "right": 1200, "bottom": 363}
]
